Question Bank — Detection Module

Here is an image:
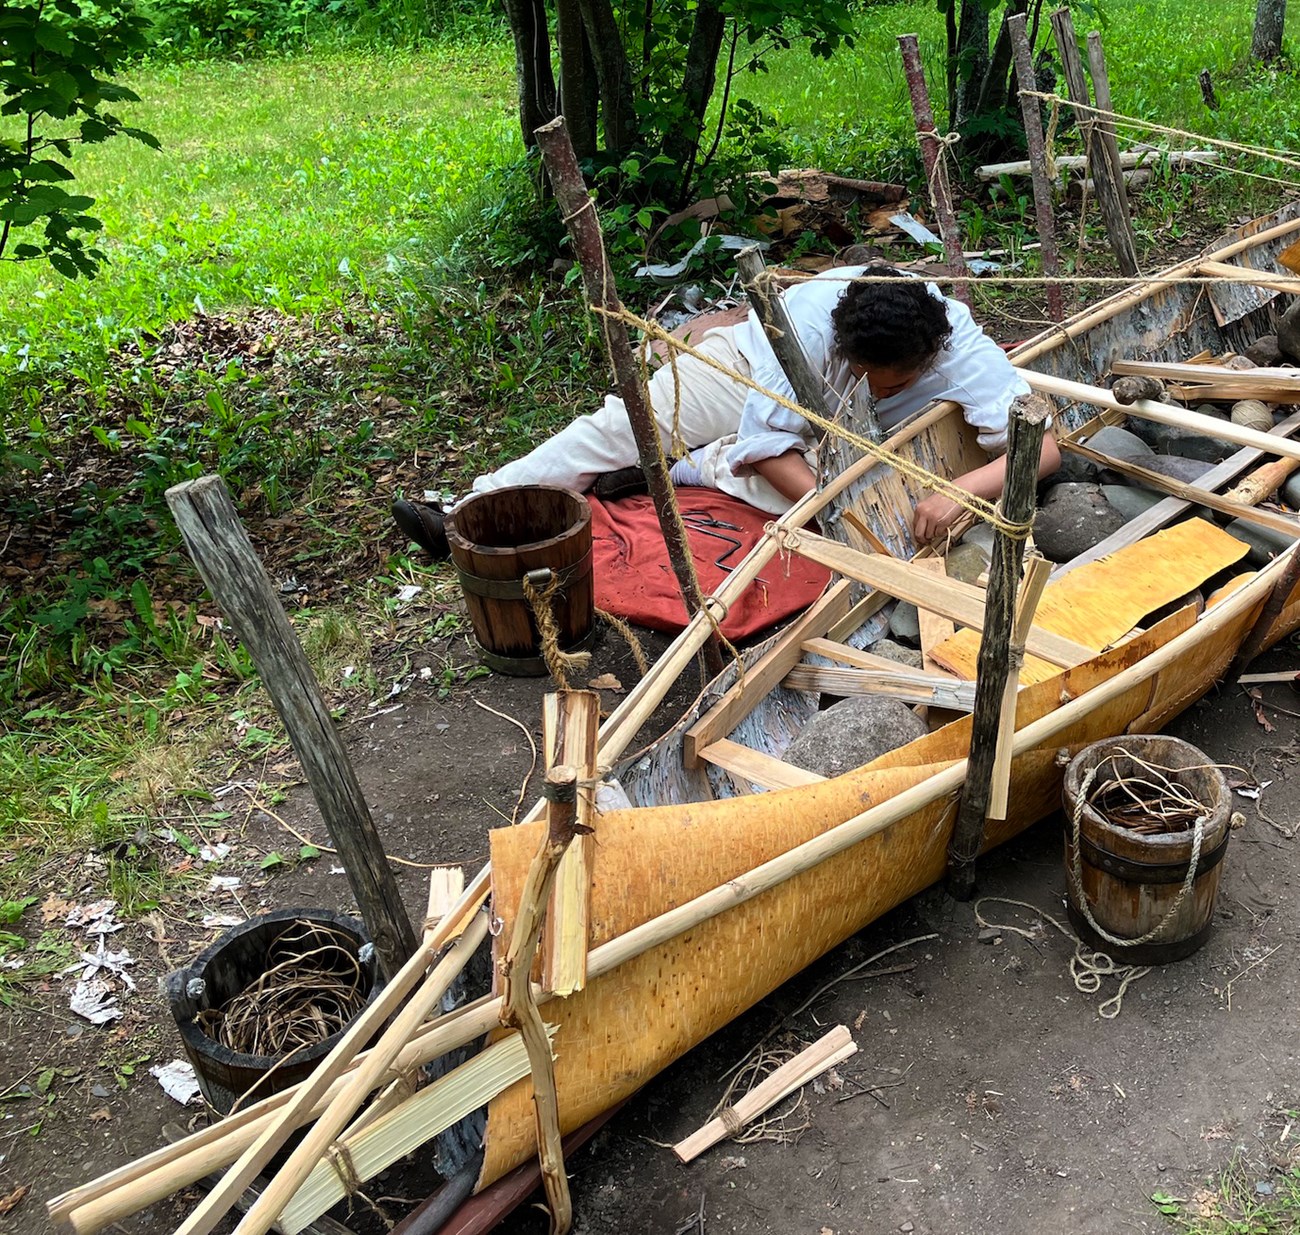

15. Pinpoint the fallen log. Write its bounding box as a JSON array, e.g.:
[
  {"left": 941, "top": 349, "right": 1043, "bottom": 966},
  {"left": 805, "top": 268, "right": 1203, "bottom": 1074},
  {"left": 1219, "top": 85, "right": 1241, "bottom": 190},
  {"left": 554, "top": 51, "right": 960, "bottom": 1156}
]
[{"left": 976, "top": 149, "right": 1219, "bottom": 181}]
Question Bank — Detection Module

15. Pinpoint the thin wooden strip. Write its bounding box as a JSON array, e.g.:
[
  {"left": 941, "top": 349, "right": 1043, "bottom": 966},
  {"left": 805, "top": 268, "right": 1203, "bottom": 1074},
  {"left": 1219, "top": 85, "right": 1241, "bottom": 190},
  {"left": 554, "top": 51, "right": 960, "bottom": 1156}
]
[
  {"left": 783, "top": 663, "right": 977, "bottom": 711},
  {"left": 987, "top": 557, "right": 1051, "bottom": 821},
  {"left": 841, "top": 506, "right": 897, "bottom": 556},
  {"left": 1052, "top": 410, "right": 1300, "bottom": 576},
  {"left": 916, "top": 557, "right": 958, "bottom": 676},
  {"left": 672, "top": 1026, "right": 858, "bottom": 1164},
  {"left": 1023, "top": 370, "right": 1300, "bottom": 461},
  {"left": 785, "top": 529, "right": 1093, "bottom": 668},
  {"left": 1111, "top": 358, "right": 1300, "bottom": 385},
  {"left": 698, "top": 738, "right": 828, "bottom": 789},
  {"left": 1060, "top": 440, "right": 1300, "bottom": 538},
  {"left": 541, "top": 692, "right": 601, "bottom": 997},
  {"left": 683, "top": 579, "right": 854, "bottom": 767},
  {"left": 278, "top": 1035, "right": 542, "bottom": 1235},
  {"left": 1196, "top": 260, "right": 1300, "bottom": 297}
]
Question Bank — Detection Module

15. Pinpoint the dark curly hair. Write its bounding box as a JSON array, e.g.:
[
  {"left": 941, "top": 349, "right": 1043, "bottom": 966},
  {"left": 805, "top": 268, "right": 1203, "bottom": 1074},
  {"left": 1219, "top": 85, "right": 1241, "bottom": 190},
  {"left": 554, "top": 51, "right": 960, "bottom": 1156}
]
[{"left": 830, "top": 268, "right": 953, "bottom": 372}]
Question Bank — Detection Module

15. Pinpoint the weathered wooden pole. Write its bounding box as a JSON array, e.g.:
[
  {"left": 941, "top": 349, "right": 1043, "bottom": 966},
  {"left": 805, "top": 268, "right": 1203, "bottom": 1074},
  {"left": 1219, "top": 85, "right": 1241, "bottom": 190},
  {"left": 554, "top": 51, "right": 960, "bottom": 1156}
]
[
  {"left": 1085, "top": 31, "right": 1133, "bottom": 227},
  {"left": 735, "top": 246, "right": 883, "bottom": 444},
  {"left": 1049, "top": 8, "right": 1139, "bottom": 277},
  {"left": 1007, "top": 12, "right": 1065, "bottom": 323},
  {"left": 534, "top": 115, "right": 722, "bottom": 675},
  {"left": 166, "top": 477, "right": 418, "bottom": 977},
  {"left": 897, "top": 34, "right": 973, "bottom": 308},
  {"left": 945, "top": 396, "right": 1050, "bottom": 899}
]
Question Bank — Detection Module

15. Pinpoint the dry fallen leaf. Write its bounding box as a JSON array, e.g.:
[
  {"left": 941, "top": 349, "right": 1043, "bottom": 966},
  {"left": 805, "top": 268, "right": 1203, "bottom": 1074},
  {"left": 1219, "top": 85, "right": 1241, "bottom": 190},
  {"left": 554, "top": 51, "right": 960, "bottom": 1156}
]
[
  {"left": 588, "top": 673, "right": 624, "bottom": 692},
  {"left": 88, "top": 1108, "right": 112, "bottom": 1123},
  {"left": 40, "top": 893, "right": 74, "bottom": 925},
  {"left": 0, "top": 1184, "right": 28, "bottom": 1215}
]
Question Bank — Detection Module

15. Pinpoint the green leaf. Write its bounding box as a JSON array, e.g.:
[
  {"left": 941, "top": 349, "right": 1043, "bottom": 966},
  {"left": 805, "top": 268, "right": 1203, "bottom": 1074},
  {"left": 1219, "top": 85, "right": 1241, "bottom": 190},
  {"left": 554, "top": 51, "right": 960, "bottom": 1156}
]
[
  {"left": 47, "top": 250, "right": 79, "bottom": 279},
  {"left": 34, "top": 20, "right": 75, "bottom": 56},
  {"left": 0, "top": 897, "right": 37, "bottom": 924},
  {"left": 35, "top": 1068, "right": 55, "bottom": 1094},
  {"left": 260, "top": 852, "right": 285, "bottom": 870},
  {"left": 298, "top": 844, "right": 321, "bottom": 860},
  {"left": 24, "top": 159, "right": 74, "bottom": 183}
]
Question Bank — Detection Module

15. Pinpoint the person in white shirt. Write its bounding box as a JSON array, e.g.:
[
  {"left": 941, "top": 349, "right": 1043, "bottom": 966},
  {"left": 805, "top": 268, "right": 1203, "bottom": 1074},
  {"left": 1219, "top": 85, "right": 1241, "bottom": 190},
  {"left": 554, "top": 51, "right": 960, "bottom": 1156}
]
[{"left": 391, "top": 266, "right": 1060, "bottom": 557}]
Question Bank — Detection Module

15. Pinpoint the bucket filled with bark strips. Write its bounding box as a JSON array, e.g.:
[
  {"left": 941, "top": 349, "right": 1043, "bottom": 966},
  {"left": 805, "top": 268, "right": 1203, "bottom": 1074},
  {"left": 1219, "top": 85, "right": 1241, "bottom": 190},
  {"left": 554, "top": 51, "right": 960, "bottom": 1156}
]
[
  {"left": 166, "top": 909, "right": 380, "bottom": 1114},
  {"left": 1062, "top": 736, "right": 1234, "bottom": 965}
]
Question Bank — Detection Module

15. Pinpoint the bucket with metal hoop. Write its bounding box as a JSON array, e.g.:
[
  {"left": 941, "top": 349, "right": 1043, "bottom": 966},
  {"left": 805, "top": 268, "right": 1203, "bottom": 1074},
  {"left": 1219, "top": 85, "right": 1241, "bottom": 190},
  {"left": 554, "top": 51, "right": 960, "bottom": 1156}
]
[
  {"left": 1061, "top": 735, "right": 1233, "bottom": 965},
  {"left": 444, "top": 485, "right": 595, "bottom": 676}
]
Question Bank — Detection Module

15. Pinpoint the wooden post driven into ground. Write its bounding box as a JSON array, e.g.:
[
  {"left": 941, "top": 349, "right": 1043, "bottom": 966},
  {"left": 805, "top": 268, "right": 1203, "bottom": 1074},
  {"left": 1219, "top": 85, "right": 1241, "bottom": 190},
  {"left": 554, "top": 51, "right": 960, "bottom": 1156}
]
[
  {"left": 166, "top": 476, "right": 418, "bottom": 977},
  {"left": 1007, "top": 13, "right": 1064, "bottom": 323},
  {"left": 945, "top": 398, "right": 1050, "bottom": 899},
  {"left": 736, "top": 246, "right": 883, "bottom": 444},
  {"left": 1049, "top": 7, "right": 1139, "bottom": 277},
  {"left": 534, "top": 115, "right": 722, "bottom": 675},
  {"left": 897, "top": 34, "right": 972, "bottom": 308}
]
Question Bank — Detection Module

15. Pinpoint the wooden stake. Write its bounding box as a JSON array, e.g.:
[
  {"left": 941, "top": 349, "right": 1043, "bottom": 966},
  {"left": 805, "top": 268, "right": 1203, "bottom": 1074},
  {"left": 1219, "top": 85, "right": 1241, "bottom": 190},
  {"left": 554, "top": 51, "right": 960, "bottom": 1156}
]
[
  {"left": 735, "top": 245, "right": 882, "bottom": 443},
  {"left": 501, "top": 765, "right": 585, "bottom": 1235},
  {"left": 987, "top": 556, "right": 1051, "bottom": 820},
  {"left": 1223, "top": 456, "right": 1300, "bottom": 505},
  {"left": 540, "top": 692, "right": 600, "bottom": 996},
  {"left": 897, "top": 34, "right": 973, "bottom": 307},
  {"left": 946, "top": 397, "right": 1050, "bottom": 899},
  {"left": 166, "top": 476, "right": 417, "bottom": 978},
  {"left": 1049, "top": 8, "right": 1139, "bottom": 276},
  {"left": 1007, "top": 12, "right": 1064, "bottom": 322},
  {"left": 671, "top": 1026, "right": 857, "bottom": 1163},
  {"left": 1085, "top": 31, "right": 1133, "bottom": 238},
  {"left": 533, "top": 116, "right": 721, "bottom": 677}
]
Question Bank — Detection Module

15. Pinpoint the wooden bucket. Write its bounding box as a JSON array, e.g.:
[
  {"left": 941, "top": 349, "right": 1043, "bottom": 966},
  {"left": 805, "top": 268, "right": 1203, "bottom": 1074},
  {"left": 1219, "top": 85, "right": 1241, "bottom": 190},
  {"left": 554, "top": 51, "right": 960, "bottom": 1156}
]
[
  {"left": 445, "top": 485, "right": 595, "bottom": 676},
  {"left": 1062, "top": 735, "right": 1232, "bottom": 964}
]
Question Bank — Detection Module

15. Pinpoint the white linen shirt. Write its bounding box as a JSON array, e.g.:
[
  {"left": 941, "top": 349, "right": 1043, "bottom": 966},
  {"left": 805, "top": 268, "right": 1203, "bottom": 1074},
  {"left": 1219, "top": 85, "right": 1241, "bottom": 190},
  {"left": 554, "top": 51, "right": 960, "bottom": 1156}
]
[{"left": 727, "top": 266, "right": 1029, "bottom": 474}]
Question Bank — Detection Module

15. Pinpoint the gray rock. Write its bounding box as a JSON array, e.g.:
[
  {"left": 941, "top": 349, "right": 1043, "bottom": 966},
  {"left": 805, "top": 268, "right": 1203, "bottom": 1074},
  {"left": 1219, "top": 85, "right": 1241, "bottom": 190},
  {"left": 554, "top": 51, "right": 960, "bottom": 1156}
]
[
  {"left": 945, "top": 541, "right": 991, "bottom": 585},
  {"left": 1225, "top": 517, "right": 1296, "bottom": 566},
  {"left": 1034, "top": 483, "right": 1127, "bottom": 563},
  {"left": 1245, "top": 333, "right": 1283, "bottom": 367},
  {"left": 1083, "top": 425, "right": 1155, "bottom": 462},
  {"left": 784, "top": 696, "right": 929, "bottom": 778},
  {"left": 888, "top": 601, "right": 920, "bottom": 643},
  {"left": 1052, "top": 450, "right": 1101, "bottom": 485},
  {"left": 1127, "top": 408, "right": 1230, "bottom": 463},
  {"left": 869, "top": 638, "right": 924, "bottom": 669},
  {"left": 1278, "top": 302, "right": 1300, "bottom": 363},
  {"left": 1100, "top": 483, "right": 1165, "bottom": 520},
  {"left": 959, "top": 521, "right": 997, "bottom": 555},
  {"left": 1283, "top": 472, "right": 1300, "bottom": 509},
  {"left": 1143, "top": 454, "right": 1215, "bottom": 484}
]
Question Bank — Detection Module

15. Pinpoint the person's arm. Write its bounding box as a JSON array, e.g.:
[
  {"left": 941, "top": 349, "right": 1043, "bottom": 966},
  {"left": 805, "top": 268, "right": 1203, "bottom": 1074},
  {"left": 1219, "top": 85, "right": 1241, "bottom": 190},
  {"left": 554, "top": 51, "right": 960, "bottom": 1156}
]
[
  {"left": 753, "top": 449, "right": 818, "bottom": 503},
  {"left": 912, "top": 433, "right": 1061, "bottom": 543}
]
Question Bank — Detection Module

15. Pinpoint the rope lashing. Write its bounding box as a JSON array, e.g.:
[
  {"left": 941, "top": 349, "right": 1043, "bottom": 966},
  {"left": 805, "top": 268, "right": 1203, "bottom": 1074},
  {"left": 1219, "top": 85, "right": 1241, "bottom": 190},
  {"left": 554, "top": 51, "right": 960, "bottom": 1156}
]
[
  {"left": 522, "top": 569, "right": 591, "bottom": 690},
  {"left": 596, "top": 304, "right": 1036, "bottom": 541}
]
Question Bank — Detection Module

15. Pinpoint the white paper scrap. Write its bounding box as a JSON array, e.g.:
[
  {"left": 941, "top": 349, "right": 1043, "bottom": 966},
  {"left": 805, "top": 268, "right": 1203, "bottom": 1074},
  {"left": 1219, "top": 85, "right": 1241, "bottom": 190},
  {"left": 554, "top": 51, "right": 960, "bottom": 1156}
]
[{"left": 150, "top": 1060, "right": 201, "bottom": 1105}]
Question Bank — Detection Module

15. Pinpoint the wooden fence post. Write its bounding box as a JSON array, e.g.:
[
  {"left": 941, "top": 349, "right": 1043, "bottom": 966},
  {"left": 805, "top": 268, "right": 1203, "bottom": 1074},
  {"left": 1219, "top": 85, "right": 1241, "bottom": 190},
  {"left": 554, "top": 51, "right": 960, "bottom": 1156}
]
[
  {"left": 166, "top": 475, "right": 418, "bottom": 977},
  {"left": 1007, "top": 12, "right": 1065, "bottom": 323},
  {"left": 897, "top": 33, "right": 973, "bottom": 308},
  {"left": 1049, "top": 7, "right": 1139, "bottom": 277},
  {"left": 533, "top": 115, "right": 722, "bottom": 676},
  {"left": 945, "top": 398, "right": 1049, "bottom": 899}
]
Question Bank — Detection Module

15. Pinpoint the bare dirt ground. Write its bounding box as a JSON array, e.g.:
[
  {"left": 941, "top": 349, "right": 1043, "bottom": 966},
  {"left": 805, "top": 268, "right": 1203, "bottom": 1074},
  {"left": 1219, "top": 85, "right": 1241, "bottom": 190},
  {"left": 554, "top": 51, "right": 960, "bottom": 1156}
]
[{"left": 6, "top": 611, "right": 1299, "bottom": 1235}]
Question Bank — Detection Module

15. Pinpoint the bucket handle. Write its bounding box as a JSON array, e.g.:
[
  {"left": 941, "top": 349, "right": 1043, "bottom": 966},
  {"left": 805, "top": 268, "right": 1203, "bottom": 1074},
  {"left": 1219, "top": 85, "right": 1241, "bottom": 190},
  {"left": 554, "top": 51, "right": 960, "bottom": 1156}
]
[{"left": 1067, "top": 760, "right": 1207, "bottom": 950}]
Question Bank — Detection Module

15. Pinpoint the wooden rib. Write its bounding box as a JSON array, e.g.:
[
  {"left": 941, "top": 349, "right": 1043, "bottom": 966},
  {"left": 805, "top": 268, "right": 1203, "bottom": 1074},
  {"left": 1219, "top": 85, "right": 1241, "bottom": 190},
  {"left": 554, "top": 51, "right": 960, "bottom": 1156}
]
[
  {"left": 987, "top": 557, "right": 1051, "bottom": 821},
  {"left": 1023, "top": 370, "right": 1300, "bottom": 461},
  {"left": 1052, "top": 410, "right": 1300, "bottom": 576},
  {"left": 841, "top": 506, "right": 896, "bottom": 556},
  {"left": 698, "top": 738, "right": 828, "bottom": 789},
  {"left": 916, "top": 557, "right": 957, "bottom": 675},
  {"left": 1111, "top": 356, "right": 1300, "bottom": 401},
  {"left": 683, "top": 579, "right": 853, "bottom": 768},
  {"left": 784, "top": 529, "right": 1093, "bottom": 667},
  {"left": 1196, "top": 259, "right": 1300, "bottom": 297},
  {"left": 672, "top": 1026, "right": 857, "bottom": 1164},
  {"left": 783, "top": 663, "right": 977, "bottom": 711},
  {"left": 277, "top": 1035, "right": 542, "bottom": 1235},
  {"left": 540, "top": 691, "right": 601, "bottom": 997},
  {"left": 1061, "top": 440, "right": 1300, "bottom": 539}
]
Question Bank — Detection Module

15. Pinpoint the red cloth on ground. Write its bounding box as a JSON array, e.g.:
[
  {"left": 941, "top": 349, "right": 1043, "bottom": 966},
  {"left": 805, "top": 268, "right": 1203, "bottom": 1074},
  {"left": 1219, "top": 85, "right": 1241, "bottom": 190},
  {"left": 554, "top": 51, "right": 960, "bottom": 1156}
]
[{"left": 587, "top": 492, "right": 831, "bottom": 640}]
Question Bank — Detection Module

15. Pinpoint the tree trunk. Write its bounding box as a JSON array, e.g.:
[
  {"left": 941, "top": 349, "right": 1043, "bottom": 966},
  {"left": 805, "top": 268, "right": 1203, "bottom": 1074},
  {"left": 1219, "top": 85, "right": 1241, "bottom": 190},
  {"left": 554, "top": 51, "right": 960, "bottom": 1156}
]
[
  {"left": 1252, "top": 0, "right": 1287, "bottom": 62},
  {"left": 556, "top": 0, "right": 597, "bottom": 159},
  {"left": 945, "top": 0, "right": 958, "bottom": 117},
  {"left": 975, "top": 0, "right": 1023, "bottom": 119},
  {"left": 954, "top": 0, "right": 991, "bottom": 125},
  {"left": 503, "top": 0, "right": 557, "bottom": 148},
  {"left": 668, "top": 0, "right": 727, "bottom": 203},
  {"left": 577, "top": 0, "right": 637, "bottom": 155}
]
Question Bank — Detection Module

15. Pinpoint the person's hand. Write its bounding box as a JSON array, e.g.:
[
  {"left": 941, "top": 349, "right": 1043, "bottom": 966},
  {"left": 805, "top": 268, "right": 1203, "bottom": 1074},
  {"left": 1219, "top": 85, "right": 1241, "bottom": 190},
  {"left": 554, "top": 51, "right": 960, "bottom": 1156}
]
[{"left": 913, "top": 492, "right": 963, "bottom": 543}]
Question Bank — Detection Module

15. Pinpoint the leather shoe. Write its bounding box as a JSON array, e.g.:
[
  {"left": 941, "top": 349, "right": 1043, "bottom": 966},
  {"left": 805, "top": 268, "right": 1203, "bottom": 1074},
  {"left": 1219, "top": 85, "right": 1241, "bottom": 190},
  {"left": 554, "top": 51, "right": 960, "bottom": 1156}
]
[
  {"left": 392, "top": 497, "right": 450, "bottom": 559},
  {"left": 593, "top": 465, "right": 649, "bottom": 501}
]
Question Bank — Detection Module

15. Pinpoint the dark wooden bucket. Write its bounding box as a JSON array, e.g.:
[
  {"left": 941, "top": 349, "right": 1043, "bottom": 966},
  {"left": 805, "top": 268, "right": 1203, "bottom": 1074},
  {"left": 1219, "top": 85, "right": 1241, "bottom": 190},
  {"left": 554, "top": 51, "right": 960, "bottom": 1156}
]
[
  {"left": 165, "top": 908, "right": 379, "bottom": 1114},
  {"left": 1062, "top": 735, "right": 1232, "bottom": 964},
  {"left": 444, "top": 485, "right": 595, "bottom": 676}
]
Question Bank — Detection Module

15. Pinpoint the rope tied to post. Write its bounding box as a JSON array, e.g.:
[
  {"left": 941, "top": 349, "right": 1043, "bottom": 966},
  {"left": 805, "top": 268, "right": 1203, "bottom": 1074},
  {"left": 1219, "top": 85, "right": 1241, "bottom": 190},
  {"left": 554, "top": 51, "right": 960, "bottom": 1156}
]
[
  {"left": 522, "top": 569, "right": 591, "bottom": 690},
  {"left": 597, "top": 304, "right": 1037, "bottom": 542}
]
